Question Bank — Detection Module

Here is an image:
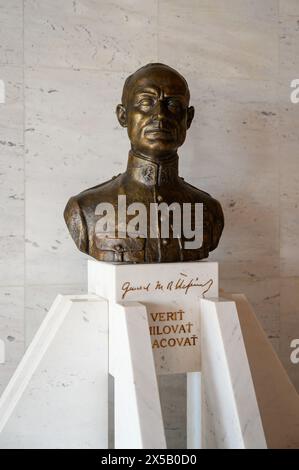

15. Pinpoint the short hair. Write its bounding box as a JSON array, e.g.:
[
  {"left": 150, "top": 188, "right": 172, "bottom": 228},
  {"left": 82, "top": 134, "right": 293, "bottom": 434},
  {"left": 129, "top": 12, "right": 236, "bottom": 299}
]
[{"left": 121, "top": 63, "right": 190, "bottom": 107}]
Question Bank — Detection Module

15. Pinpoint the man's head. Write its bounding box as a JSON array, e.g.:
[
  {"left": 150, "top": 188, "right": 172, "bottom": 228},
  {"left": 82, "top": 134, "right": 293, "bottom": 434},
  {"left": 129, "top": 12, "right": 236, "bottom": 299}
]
[{"left": 116, "top": 63, "right": 194, "bottom": 160}]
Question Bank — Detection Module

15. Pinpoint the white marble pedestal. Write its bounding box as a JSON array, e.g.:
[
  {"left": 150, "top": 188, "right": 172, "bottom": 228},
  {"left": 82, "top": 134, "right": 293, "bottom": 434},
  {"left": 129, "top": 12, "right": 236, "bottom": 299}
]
[
  {"left": 88, "top": 260, "right": 218, "bottom": 375},
  {"left": 88, "top": 260, "right": 218, "bottom": 449},
  {"left": 1, "top": 261, "right": 299, "bottom": 449}
]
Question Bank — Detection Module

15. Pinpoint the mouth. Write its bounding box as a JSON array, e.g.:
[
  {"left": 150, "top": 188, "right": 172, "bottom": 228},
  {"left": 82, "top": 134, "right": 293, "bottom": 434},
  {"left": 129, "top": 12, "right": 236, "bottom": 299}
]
[{"left": 144, "top": 128, "right": 174, "bottom": 141}]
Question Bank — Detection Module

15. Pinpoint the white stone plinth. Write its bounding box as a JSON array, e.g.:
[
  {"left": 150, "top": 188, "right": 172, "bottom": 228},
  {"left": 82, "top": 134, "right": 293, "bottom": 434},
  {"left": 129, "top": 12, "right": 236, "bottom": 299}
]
[
  {"left": 187, "top": 371, "right": 201, "bottom": 449},
  {"left": 0, "top": 295, "right": 109, "bottom": 449},
  {"left": 88, "top": 260, "right": 218, "bottom": 375},
  {"left": 201, "top": 297, "right": 267, "bottom": 449},
  {"left": 110, "top": 301, "right": 166, "bottom": 449}
]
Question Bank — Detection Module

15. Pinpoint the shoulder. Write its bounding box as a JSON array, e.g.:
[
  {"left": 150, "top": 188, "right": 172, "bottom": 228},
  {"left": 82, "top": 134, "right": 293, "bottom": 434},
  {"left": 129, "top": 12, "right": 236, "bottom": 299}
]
[
  {"left": 179, "top": 178, "right": 212, "bottom": 200},
  {"left": 180, "top": 178, "right": 224, "bottom": 250},
  {"left": 79, "top": 173, "right": 122, "bottom": 197},
  {"left": 73, "top": 173, "right": 123, "bottom": 210},
  {"left": 180, "top": 178, "right": 223, "bottom": 216},
  {"left": 64, "top": 196, "right": 88, "bottom": 253},
  {"left": 63, "top": 173, "right": 123, "bottom": 252},
  {"left": 203, "top": 195, "right": 224, "bottom": 251}
]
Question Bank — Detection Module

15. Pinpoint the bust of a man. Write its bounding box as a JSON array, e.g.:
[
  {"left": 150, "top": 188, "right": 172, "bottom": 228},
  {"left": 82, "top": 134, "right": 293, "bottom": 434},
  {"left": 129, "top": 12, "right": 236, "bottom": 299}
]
[{"left": 64, "top": 63, "right": 224, "bottom": 263}]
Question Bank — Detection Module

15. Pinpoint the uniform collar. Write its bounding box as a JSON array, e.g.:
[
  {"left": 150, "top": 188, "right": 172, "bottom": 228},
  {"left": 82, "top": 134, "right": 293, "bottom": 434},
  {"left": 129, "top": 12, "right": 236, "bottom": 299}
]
[{"left": 126, "top": 150, "right": 179, "bottom": 186}]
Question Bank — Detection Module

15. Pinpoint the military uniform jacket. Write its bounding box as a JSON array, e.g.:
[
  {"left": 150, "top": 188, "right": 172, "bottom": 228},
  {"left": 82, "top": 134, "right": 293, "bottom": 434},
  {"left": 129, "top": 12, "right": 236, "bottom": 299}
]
[{"left": 64, "top": 151, "right": 224, "bottom": 263}]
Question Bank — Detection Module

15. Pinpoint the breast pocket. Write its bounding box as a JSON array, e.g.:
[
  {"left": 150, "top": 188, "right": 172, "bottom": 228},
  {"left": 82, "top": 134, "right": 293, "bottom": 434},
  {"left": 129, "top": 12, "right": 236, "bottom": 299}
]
[{"left": 94, "top": 233, "right": 145, "bottom": 263}]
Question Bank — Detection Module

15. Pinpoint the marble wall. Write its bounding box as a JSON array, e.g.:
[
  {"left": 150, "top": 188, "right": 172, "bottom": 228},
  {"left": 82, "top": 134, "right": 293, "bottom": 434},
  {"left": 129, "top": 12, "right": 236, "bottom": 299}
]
[
  {"left": 0, "top": 0, "right": 299, "bottom": 447},
  {"left": 0, "top": 0, "right": 24, "bottom": 398}
]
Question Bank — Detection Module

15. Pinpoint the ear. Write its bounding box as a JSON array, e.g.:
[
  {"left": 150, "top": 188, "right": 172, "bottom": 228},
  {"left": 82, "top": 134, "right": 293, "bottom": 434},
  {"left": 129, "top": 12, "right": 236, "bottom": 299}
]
[
  {"left": 116, "top": 104, "right": 127, "bottom": 128},
  {"left": 187, "top": 106, "right": 195, "bottom": 129}
]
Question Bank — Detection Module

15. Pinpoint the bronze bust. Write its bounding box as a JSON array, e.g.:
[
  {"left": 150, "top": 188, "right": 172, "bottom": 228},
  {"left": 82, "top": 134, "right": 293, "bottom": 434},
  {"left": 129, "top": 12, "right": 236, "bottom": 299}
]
[{"left": 64, "top": 63, "right": 224, "bottom": 263}]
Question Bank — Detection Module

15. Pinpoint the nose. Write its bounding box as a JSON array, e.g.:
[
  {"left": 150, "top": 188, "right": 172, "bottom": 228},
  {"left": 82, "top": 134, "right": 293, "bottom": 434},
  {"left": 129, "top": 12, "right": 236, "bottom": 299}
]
[{"left": 154, "top": 99, "right": 168, "bottom": 120}]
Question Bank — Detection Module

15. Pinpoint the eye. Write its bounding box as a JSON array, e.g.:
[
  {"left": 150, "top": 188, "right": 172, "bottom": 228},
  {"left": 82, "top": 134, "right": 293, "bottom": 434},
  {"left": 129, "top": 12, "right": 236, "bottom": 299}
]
[
  {"left": 167, "top": 99, "right": 182, "bottom": 111},
  {"left": 137, "top": 97, "right": 155, "bottom": 109}
]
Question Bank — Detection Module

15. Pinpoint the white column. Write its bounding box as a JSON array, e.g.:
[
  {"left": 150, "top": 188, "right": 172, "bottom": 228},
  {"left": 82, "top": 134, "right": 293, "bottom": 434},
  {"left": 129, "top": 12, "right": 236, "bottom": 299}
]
[
  {"left": 200, "top": 297, "right": 267, "bottom": 449},
  {"left": 109, "top": 301, "right": 166, "bottom": 449},
  {"left": 187, "top": 371, "right": 201, "bottom": 449}
]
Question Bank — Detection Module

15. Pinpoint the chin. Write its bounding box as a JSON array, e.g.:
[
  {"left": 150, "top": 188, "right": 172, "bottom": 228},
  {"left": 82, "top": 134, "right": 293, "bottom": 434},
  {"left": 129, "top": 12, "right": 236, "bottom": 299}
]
[{"left": 144, "top": 141, "right": 177, "bottom": 153}]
